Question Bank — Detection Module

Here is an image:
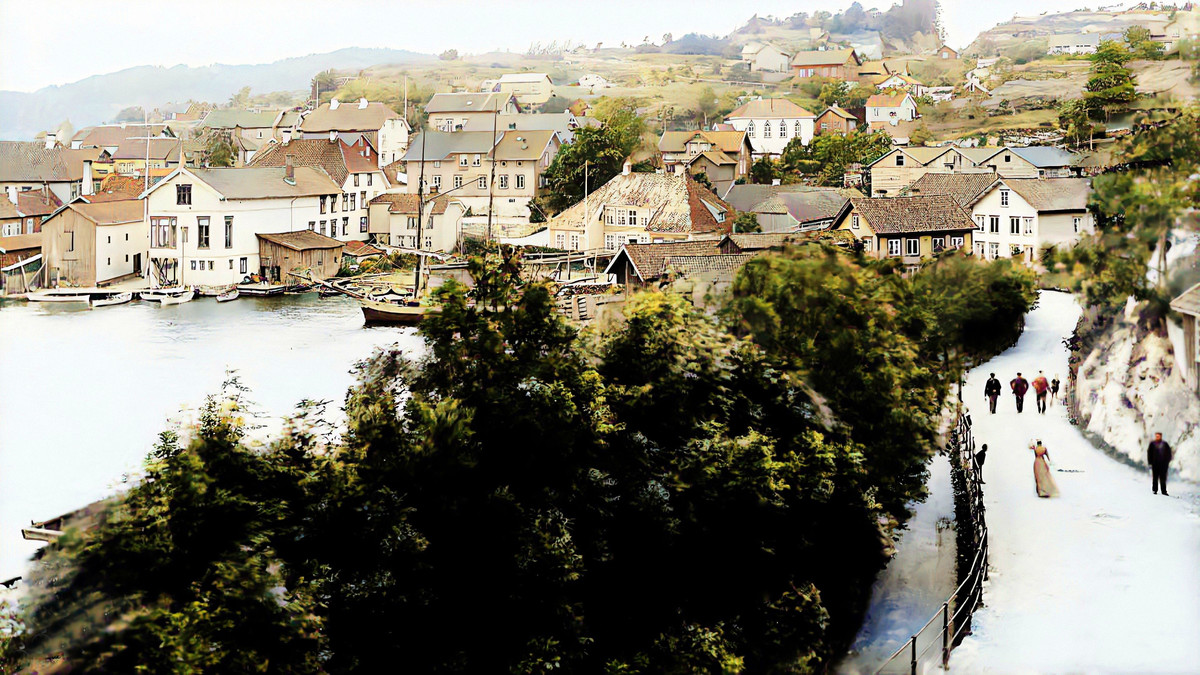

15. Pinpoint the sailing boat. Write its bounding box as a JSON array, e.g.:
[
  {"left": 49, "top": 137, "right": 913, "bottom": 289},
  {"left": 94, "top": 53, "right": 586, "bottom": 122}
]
[{"left": 360, "top": 127, "right": 442, "bottom": 326}]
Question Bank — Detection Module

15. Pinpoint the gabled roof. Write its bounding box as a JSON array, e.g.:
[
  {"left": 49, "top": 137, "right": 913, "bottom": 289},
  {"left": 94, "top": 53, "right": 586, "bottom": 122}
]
[
  {"left": 0, "top": 199, "right": 20, "bottom": 220},
  {"left": 343, "top": 240, "right": 384, "bottom": 257},
  {"left": 686, "top": 150, "right": 737, "bottom": 168},
  {"left": 790, "top": 48, "right": 860, "bottom": 67},
  {"left": 723, "top": 184, "right": 859, "bottom": 224},
  {"left": 402, "top": 131, "right": 499, "bottom": 162},
  {"left": 844, "top": 195, "right": 976, "bottom": 234},
  {"left": 112, "top": 137, "right": 181, "bottom": 160},
  {"left": 490, "top": 129, "right": 557, "bottom": 161},
  {"left": 257, "top": 230, "right": 343, "bottom": 251},
  {"left": 63, "top": 199, "right": 144, "bottom": 226},
  {"left": 147, "top": 166, "right": 340, "bottom": 200},
  {"left": 15, "top": 189, "right": 62, "bottom": 217},
  {"left": 425, "top": 92, "right": 515, "bottom": 114},
  {"left": 727, "top": 98, "right": 815, "bottom": 119},
  {"left": 1006, "top": 146, "right": 1080, "bottom": 168},
  {"left": 658, "top": 130, "right": 747, "bottom": 154},
  {"left": 981, "top": 178, "right": 1091, "bottom": 212},
  {"left": 1171, "top": 281, "right": 1200, "bottom": 317},
  {"left": 0, "top": 142, "right": 99, "bottom": 182},
  {"left": 721, "top": 232, "right": 806, "bottom": 251},
  {"left": 299, "top": 101, "right": 404, "bottom": 133},
  {"left": 820, "top": 104, "right": 859, "bottom": 120},
  {"left": 903, "top": 173, "right": 998, "bottom": 206},
  {"left": 249, "top": 138, "right": 379, "bottom": 186},
  {"left": 664, "top": 253, "right": 758, "bottom": 276},
  {"left": 368, "top": 193, "right": 451, "bottom": 215},
  {"left": 551, "top": 172, "right": 733, "bottom": 235},
  {"left": 603, "top": 240, "right": 720, "bottom": 281},
  {"left": 866, "top": 92, "right": 914, "bottom": 109},
  {"left": 73, "top": 124, "right": 170, "bottom": 148},
  {"left": 200, "top": 109, "right": 285, "bottom": 129}
]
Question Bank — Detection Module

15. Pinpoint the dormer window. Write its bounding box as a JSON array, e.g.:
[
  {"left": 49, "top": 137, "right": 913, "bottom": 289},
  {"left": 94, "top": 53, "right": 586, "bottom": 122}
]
[{"left": 896, "top": 154, "right": 905, "bottom": 166}]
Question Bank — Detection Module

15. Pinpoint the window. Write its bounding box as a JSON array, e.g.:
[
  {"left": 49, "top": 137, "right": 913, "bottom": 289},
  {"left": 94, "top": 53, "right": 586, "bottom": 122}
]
[
  {"left": 360, "top": 217, "right": 368, "bottom": 233},
  {"left": 452, "top": 175, "right": 462, "bottom": 190},
  {"left": 896, "top": 154, "right": 905, "bottom": 166},
  {"left": 1023, "top": 218, "right": 1034, "bottom": 236},
  {"left": 617, "top": 210, "right": 626, "bottom": 226},
  {"left": 887, "top": 238, "right": 901, "bottom": 256},
  {"left": 933, "top": 237, "right": 945, "bottom": 253},
  {"left": 176, "top": 184, "right": 192, "bottom": 205},
  {"left": 989, "top": 242, "right": 1000, "bottom": 258},
  {"left": 224, "top": 216, "right": 233, "bottom": 248},
  {"left": 432, "top": 175, "right": 441, "bottom": 190},
  {"left": 190, "top": 260, "right": 196, "bottom": 270},
  {"left": 851, "top": 214, "right": 860, "bottom": 230},
  {"left": 763, "top": 121, "right": 771, "bottom": 138},
  {"left": 367, "top": 174, "right": 373, "bottom": 186},
  {"left": 208, "top": 260, "right": 214, "bottom": 271},
  {"left": 361, "top": 191, "right": 367, "bottom": 205},
  {"left": 779, "top": 123, "right": 788, "bottom": 138},
  {"left": 354, "top": 174, "right": 360, "bottom": 187},
  {"left": 862, "top": 238, "right": 873, "bottom": 251},
  {"left": 1073, "top": 216, "right": 1082, "bottom": 233},
  {"left": 151, "top": 217, "right": 177, "bottom": 248},
  {"left": 332, "top": 194, "right": 339, "bottom": 212},
  {"left": 628, "top": 209, "right": 637, "bottom": 225},
  {"left": 1000, "top": 190, "right": 1009, "bottom": 207},
  {"left": 989, "top": 216, "right": 1000, "bottom": 234},
  {"left": 1011, "top": 244, "right": 1023, "bottom": 257},
  {"left": 605, "top": 234, "right": 617, "bottom": 250},
  {"left": 1004, "top": 154, "right": 1011, "bottom": 163},
  {"left": 747, "top": 122, "right": 755, "bottom": 138},
  {"left": 320, "top": 195, "right": 327, "bottom": 214},
  {"left": 1010, "top": 216, "right": 1020, "bottom": 235},
  {"left": 407, "top": 216, "right": 417, "bottom": 229},
  {"left": 320, "top": 220, "right": 327, "bottom": 235},
  {"left": 794, "top": 120, "right": 802, "bottom": 136},
  {"left": 197, "top": 217, "right": 210, "bottom": 248},
  {"left": 342, "top": 217, "right": 349, "bottom": 235},
  {"left": 905, "top": 238, "right": 919, "bottom": 256},
  {"left": 472, "top": 154, "right": 481, "bottom": 167},
  {"left": 229, "top": 259, "right": 234, "bottom": 269},
  {"left": 349, "top": 193, "right": 356, "bottom": 211},
  {"left": 950, "top": 236, "right": 964, "bottom": 248},
  {"left": 606, "top": 209, "right": 614, "bottom": 225},
  {"left": 478, "top": 176, "right": 487, "bottom": 189},
  {"left": 309, "top": 221, "right": 316, "bottom": 231},
  {"left": 239, "top": 257, "right": 247, "bottom": 274},
  {"left": 516, "top": 174, "right": 525, "bottom": 190},
  {"left": 556, "top": 233, "right": 566, "bottom": 249},
  {"left": 570, "top": 233, "right": 580, "bottom": 250},
  {"left": 975, "top": 215, "right": 985, "bottom": 231},
  {"left": 126, "top": 254, "right": 129, "bottom": 262},
  {"left": 499, "top": 174, "right": 509, "bottom": 189},
  {"left": 107, "top": 235, "right": 111, "bottom": 244}
]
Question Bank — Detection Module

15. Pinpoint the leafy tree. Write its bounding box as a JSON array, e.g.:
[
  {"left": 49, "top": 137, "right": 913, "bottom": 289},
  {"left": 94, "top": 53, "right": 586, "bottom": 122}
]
[
  {"left": 779, "top": 129, "right": 892, "bottom": 186},
  {"left": 909, "top": 124, "right": 934, "bottom": 146},
  {"left": 1124, "top": 25, "right": 1164, "bottom": 60},
  {"left": 818, "top": 81, "right": 849, "bottom": 107},
  {"left": 692, "top": 170, "right": 715, "bottom": 193},
  {"left": 538, "top": 125, "right": 628, "bottom": 214},
  {"left": 204, "top": 130, "right": 236, "bottom": 167},
  {"left": 228, "top": 86, "right": 252, "bottom": 108},
  {"left": 1084, "top": 41, "right": 1138, "bottom": 123},
  {"left": 751, "top": 156, "right": 778, "bottom": 184},
  {"left": 1058, "top": 99, "right": 1096, "bottom": 147},
  {"left": 311, "top": 69, "right": 336, "bottom": 103},
  {"left": 733, "top": 211, "right": 762, "bottom": 233},
  {"left": 696, "top": 86, "right": 720, "bottom": 126},
  {"left": 590, "top": 97, "right": 648, "bottom": 157},
  {"left": 439, "top": 49, "right": 459, "bottom": 60}
]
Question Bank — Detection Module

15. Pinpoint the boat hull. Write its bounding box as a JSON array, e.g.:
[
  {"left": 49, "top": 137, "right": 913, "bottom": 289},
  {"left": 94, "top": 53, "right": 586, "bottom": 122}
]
[
  {"left": 360, "top": 299, "right": 439, "bottom": 325},
  {"left": 92, "top": 292, "right": 133, "bottom": 307},
  {"left": 27, "top": 292, "right": 91, "bottom": 303},
  {"left": 216, "top": 290, "right": 239, "bottom": 302},
  {"left": 159, "top": 290, "right": 195, "bottom": 305}
]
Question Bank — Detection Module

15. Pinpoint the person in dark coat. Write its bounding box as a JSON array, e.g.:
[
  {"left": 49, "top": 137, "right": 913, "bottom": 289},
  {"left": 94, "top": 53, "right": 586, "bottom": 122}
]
[
  {"left": 976, "top": 443, "right": 987, "bottom": 484},
  {"left": 1147, "top": 432, "right": 1173, "bottom": 496},
  {"left": 1010, "top": 372, "right": 1030, "bottom": 413},
  {"left": 984, "top": 374, "right": 1002, "bottom": 414},
  {"left": 1050, "top": 374, "right": 1061, "bottom": 406}
]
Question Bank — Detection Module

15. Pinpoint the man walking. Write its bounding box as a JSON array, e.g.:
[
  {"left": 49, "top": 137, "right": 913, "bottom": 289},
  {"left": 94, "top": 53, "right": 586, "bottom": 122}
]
[
  {"left": 1010, "top": 372, "right": 1030, "bottom": 413},
  {"left": 1050, "top": 374, "right": 1061, "bottom": 407},
  {"left": 1032, "top": 371, "right": 1050, "bottom": 414},
  {"left": 1147, "top": 432, "right": 1173, "bottom": 496},
  {"left": 976, "top": 443, "right": 987, "bottom": 484},
  {"left": 984, "top": 373, "right": 1002, "bottom": 414}
]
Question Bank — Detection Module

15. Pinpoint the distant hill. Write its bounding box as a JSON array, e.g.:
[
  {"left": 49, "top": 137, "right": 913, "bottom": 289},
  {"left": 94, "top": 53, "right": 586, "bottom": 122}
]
[
  {"left": 0, "top": 47, "right": 432, "bottom": 141},
  {"left": 726, "top": 0, "right": 941, "bottom": 58},
  {"left": 966, "top": 9, "right": 1173, "bottom": 59}
]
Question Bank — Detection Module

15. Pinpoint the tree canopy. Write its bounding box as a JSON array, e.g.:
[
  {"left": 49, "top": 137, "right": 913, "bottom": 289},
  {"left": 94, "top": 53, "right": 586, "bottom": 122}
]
[{"left": 779, "top": 129, "right": 892, "bottom": 186}]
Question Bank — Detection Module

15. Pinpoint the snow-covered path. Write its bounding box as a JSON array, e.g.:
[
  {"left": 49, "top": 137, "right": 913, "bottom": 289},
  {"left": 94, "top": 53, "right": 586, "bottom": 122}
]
[{"left": 951, "top": 291, "right": 1200, "bottom": 673}]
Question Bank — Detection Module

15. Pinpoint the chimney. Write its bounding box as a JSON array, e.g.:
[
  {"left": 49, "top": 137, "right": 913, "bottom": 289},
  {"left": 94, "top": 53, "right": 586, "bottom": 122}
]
[
  {"left": 358, "top": 98, "right": 368, "bottom": 109},
  {"left": 285, "top": 154, "right": 295, "bottom": 182},
  {"left": 83, "top": 160, "right": 95, "bottom": 196},
  {"left": 282, "top": 128, "right": 292, "bottom": 144},
  {"left": 6, "top": 187, "right": 17, "bottom": 205},
  {"left": 44, "top": 133, "right": 57, "bottom": 149},
  {"left": 621, "top": 158, "right": 631, "bottom": 175},
  {"left": 329, "top": 130, "right": 338, "bottom": 143},
  {"left": 329, "top": 98, "right": 340, "bottom": 110},
  {"left": 673, "top": 163, "right": 685, "bottom": 177}
]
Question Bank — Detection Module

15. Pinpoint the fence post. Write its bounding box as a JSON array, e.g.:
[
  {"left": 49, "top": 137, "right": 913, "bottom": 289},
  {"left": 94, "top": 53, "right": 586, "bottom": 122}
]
[
  {"left": 941, "top": 601, "right": 950, "bottom": 669},
  {"left": 910, "top": 636, "right": 918, "bottom": 675}
]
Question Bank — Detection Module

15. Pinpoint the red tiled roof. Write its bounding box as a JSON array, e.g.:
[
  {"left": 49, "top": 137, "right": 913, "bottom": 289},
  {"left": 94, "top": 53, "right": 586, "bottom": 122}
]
[
  {"left": 847, "top": 195, "right": 976, "bottom": 235},
  {"left": 368, "top": 193, "right": 449, "bottom": 215},
  {"left": 343, "top": 240, "right": 384, "bottom": 257},
  {"left": 16, "top": 189, "right": 62, "bottom": 217},
  {"left": 867, "top": 93, "right": 912, "bottom": 108}
]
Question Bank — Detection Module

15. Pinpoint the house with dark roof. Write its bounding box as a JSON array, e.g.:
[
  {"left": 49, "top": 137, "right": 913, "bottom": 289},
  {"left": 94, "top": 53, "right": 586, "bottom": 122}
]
[
  {"left": 0, "top": 141, "right": 105, "bottom": 204},
  {"left": 549, "top": 167, "right": 734, "bottom": 252},
  {"left": 833, "top": 195, "right": 975, "bottom": 271},
  {"left": 256, "top": 230, "right": 345, "bottom": 281},
  {"left": 723, "top": 184, "right": 861, "bottom": 232},
  {"left": 723, "top": 98, "right": 816, "bottom": 157},
  {"left": 141, "top": 165, "right": 343, "bottom": 286},
  {"left": 249, "top": 137, "right": 389, "bottom": 241},
  {"left": 366, "top": 193, "right": 467, "bottom": 252},
  {"left": 814, "top": 105, "right": 861, "bottom": 136},
  {"left": 199, "top": 109, "right": 297, "bottom": 155},
  {"left": 40, "top": 200, "right": 146, "bottom": 287},
  {"left": 902, "top": 173, "right": 997, "bottom": 206},
  {"left": 1170, "top": 282, "right": 1200, "bottom": 394},
  {"left": 602, "top": 240, "right": 720, "bottom": 285},
  {"left": 401, "top": 129, "right": 561, "bottom": 220},
  {"left": 425, "top": 92, "right": 520, "bottom": 133},
  {"left": 967, "top": 177, "right": 1093, "bottom": 263},
  {"left": 297, "top": 98, "right": 411, "bottom": 167},
  {"left": 790, "top": 48, "right": 862, "bottom": 80},
  {"left": 71, "top": 124, "right": 175, "bottom": 153},
  {"left": 867, "top": 145, "right": 1081, "bottom": 197},
  {"left": 657, "top": 130, "right": 752, "bottom": 196}
]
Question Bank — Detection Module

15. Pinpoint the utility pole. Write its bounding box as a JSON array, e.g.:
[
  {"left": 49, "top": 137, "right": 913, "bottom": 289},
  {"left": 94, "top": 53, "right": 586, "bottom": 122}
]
[
  {"left": 486, "top": 105, "right": 499, "bottom": 244},
  {"left": 414, "top": 127, "right": 428, "bottom": 298}
]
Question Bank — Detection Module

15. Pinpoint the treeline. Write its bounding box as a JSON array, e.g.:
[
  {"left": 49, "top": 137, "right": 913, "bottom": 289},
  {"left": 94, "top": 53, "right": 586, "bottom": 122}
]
[{"left": 1, "top": 247, "right": 1036, "bottom": 673}]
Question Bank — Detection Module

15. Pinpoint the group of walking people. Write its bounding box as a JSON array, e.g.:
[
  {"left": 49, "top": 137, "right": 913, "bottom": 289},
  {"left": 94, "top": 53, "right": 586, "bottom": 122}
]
[{"left": 978, "top": 371, "right": 1175, "bottom": 500}]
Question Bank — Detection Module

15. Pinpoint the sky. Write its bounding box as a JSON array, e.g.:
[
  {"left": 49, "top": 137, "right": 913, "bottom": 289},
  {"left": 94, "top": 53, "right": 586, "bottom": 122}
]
[{"left": 0, "top": 0, "right": 1098, "bottom": 94}]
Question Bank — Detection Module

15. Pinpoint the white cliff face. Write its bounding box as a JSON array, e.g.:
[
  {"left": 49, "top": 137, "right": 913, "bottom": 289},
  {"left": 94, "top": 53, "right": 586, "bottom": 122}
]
[{"left": 1075, "top": 298, "right": 1200, "bottom": 482}]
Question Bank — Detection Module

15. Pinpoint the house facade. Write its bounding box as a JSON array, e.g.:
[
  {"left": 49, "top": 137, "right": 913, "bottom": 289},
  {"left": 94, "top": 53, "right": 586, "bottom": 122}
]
[
  {"left": 833, "top": 195, "right": 975, "bottom": 272},
  {"left": 425, "top": 93, "right": 521, "bottom": 133},
  {"left": 790, "top": 48, "right": 861, "bottom": 80},
  {"left": 402, "top": 129, "right": 560, "bottom": 220},
  {"left": 937, "top": 45, "right": 959, "bottom": 59},
  {"left": 481, "top": 73, "right": 555, "bottom": 107},
  {"left": 547, "top": 168, "right": 732, "bottom": 252},
  {"left": 40, "top": 200, "right": 146, "bottom": 287},
  {"left": 1048, "top": 33, "right": 1100, "bottom": 54},
  {"left": 814, "top": 105, "right": 860, "bottom": 135},
  {"left": 367, "top": 193, "right": 467, "bottom": 252},
  {"left": 866, "top": 92, "right": 918, "bottom": 126},
  {"left": 724, "top": 99, "right": 815, "bottom": 157},
  {"left": 248, "top": 136, "right": 389, "bottom": 242},
  {"left": 256, "top": 231, "right": 344, "bottom": 281},
  {"left": 740, "top": 43, "right": 791, "bottom": 72},
  {"left": 297, "top": 99, "right": 411, "bottom": 167},
  {"left": 968, "top": 178, "right": 1093, "bottom": 263},
  {"left": 142, "top": 166, "right": 342, "bottom": 286},
  {"left": 876, "top": 73, "right": 927, "bottom": 98},
  {"left": 1, "top": 141, "right": 102, "bottom": 204},
  {"left": 658, "top": 130, "right": 751, "bottom": 194},
  {"left": 867, "top": 146, "right": 1079, "bottom": 197}
]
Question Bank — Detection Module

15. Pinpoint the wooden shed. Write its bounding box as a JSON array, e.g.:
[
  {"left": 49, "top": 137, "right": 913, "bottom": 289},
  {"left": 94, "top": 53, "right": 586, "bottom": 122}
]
[{"left": 256, "top": 230, "right": 344, "bottom": 281}]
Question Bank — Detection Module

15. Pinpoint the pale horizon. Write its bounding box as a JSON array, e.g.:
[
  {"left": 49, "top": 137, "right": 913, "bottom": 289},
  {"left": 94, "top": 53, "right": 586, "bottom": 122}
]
[{"left": 0, "top": 0, "right": 1099, "bottom": 94}]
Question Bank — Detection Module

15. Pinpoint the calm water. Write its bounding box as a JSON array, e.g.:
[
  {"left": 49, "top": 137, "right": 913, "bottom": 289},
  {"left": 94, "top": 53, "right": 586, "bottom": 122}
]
[{"left": 0, "top": 294, "right": 423, "bottom": 580}]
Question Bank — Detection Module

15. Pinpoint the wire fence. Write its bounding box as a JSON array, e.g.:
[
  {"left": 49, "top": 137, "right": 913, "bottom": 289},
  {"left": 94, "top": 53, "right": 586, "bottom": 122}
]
[{"left": 873, "top": 415, "right": 988, "bottom": 675}]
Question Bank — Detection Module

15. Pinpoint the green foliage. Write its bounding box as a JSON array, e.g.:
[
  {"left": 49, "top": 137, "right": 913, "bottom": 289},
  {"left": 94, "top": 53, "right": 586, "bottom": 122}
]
[
  {"left": 539, "top": 125, "right": 629, "bottom": 214},
  {"left": 1124, "top": 25, "right": 1164, "bottom": 60},
  {"left": 1085, "top": 41, "right": 1139, "bottom": 120},
  {"left": 1058, "top": 99, "right": 1096, "bottom": 147},
  {"left": 779, "top": 129, "right": 892, "bottom": 186},
  {"left": 750, "top": 156, "right": 777, "bottom": 185},
  {"left": 591, "top": 97, "right": 649, "bottom": 157},
  {"left": 203, "top": 130, "right": 236, "bottom": 168},
  {"left": 692, "top": 171, "right": 715, "bottom": 193},
  {"left": 733, "top": 211, "right": 761, "bottom": 233},
  {"left": 439, "top": 49, "right": 459, "bottom": 60},
  {"left": 908, "top": 124, "right": 933, "bottom": 146}
]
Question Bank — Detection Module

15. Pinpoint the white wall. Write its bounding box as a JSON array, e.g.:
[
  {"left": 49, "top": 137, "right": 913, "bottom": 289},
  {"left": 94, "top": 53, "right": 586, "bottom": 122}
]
[
  {"left": 726, "top": 117, "right": 813, "bottom": 155},
  {"left": 867, "top": 100, "right": 917, "bottom": 124},
  {"left": 971, "top": 185, "right": 1039, "bottom": 261},
  {"left": 377, "top": 119, "right": 410, "bottom": 167},
  {"left": 96, "top": 221, "right": 148, "bottom": 283}
]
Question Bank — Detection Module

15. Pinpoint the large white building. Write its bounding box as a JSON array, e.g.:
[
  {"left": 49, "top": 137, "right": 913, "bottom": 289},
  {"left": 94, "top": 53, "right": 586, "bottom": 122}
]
[
  {"left": 723, "top": 99, "right": 815, "bottom": 157},
  {"left": 968, "top": 178, "right": 1093, "bottom": 263},
  {"left": 142, "top": 165, "right": 343, "bottom": 286}
]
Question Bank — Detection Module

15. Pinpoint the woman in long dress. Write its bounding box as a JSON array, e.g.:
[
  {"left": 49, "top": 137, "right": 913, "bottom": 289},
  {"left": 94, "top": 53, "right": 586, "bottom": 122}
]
[{"left": 1031, "top": 440, "right": 1059, "bottom": 498}]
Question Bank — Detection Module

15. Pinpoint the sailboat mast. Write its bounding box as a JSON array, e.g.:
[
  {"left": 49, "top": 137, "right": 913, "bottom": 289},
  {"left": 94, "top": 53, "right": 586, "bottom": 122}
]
[{"left": 414, "top": 126, "right": 427, "bottom": 295}]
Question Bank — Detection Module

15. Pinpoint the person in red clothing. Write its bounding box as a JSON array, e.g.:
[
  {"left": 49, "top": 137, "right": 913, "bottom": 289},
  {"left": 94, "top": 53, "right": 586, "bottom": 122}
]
[
  {"left": 1010, "top": 372, "right": 1030, "bottom": 413},
  {"left": 1032, "top": 371, "right": 1050, "bottom": 414}
]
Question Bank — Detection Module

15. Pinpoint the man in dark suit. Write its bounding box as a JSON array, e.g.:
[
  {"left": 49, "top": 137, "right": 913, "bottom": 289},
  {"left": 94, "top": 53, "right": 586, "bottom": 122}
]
[
  {"left": 1147, "top": 432, "right": 1173, "bottom": 496},
  {"left": 984, "top": 374, "right": 1002, "bottom": 414}
]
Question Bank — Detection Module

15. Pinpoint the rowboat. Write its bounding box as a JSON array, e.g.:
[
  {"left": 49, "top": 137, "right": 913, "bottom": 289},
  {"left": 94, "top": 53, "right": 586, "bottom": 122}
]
[
  {"left": 159, "top": 290, "right": 195, "bottom": 305},
  {"left": 360, "top": 297, "right": 440, "bottom": 325},
  {"left": 140, "top": 287, "right": 188, "bottom": 302},
  {"left": 26, "top": 289, "right": 91, "bottom": 303},
  {"left": 92, "top": 292, "right": 132, "bottom": 307},
  {"left": 216, "top": 289, "right": 239, "bottom": 302}
]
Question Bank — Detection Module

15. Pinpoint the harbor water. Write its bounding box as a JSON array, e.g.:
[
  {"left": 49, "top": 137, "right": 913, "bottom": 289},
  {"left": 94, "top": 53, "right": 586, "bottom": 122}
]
[{"left": 0, "top": 294, "right": 424, "bottom": 580}]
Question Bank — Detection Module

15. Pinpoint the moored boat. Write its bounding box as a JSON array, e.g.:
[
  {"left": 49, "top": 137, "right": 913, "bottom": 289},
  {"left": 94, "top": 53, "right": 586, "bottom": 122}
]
[
  {"left": 360, "top": 297, "right": 440, "bottom": 325},
  {"left": 236, "top": 283, "right": 287, "bottom": 297},
  {"left": 158, "top": 290, "right": 195, "bottom": 305},
  {"left": 216, "top": 289, "right": 239, "bottom": 302},
  {"left": 92, "top": 292, "right": 133, "bottom": 307},
  {"left": 26, "top": 289, "right": 92, "bottom": 303},
  {"left": 140, "top": 287, "right": 188, "bottom": 302}
]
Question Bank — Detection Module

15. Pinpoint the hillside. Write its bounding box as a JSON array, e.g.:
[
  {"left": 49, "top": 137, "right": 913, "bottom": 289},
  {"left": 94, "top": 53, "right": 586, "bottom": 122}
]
[
  {"left": 0, "top": 47, "right": 432, "bottom": 141},
  {"left": 966, "top": 8, "right": 1174, "bottom": 60}
]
